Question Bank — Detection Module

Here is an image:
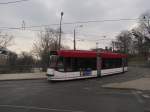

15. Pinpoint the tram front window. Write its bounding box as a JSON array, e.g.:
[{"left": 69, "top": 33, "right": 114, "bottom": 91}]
[
  {"left": 57, "top": 57, "right": 65, "bottom": 72},
  {"left": 49, "top": 55, "right": 58, "bottom": 68},
  {"left": 49, "top": 55, "right": 65, "bottom": 72}
]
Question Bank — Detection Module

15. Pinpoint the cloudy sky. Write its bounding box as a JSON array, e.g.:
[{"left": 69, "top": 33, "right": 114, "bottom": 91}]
[{"left": 0, "top": 0, "right": 149, "bottom": 53}]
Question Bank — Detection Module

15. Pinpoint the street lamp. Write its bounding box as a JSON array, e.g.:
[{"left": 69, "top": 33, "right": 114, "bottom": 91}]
[
  {"left": 58, "top": 11, "right": 64, "bottom": 50},
  {"left": 143, "top": 16, "right": 150, "bottom": 28},
  {"left": 73, "top": 25, "right": 83, "bottom": 50}
]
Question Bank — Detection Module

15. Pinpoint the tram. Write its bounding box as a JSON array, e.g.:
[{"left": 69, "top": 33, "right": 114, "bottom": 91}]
[{"left": 47, "top": 50, "right": 128, "bottom": 81}]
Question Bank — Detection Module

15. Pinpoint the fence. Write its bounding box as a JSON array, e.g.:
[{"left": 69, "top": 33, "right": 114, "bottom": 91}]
[{"left": 0, "top": 65, "right": 43, "bottom": 74}]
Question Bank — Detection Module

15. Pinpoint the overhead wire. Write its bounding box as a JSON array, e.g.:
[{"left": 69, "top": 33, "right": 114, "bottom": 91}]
[
  {"left": 0, "top": 17, "right": 143, "bottom": 43},
  {"left": 0, "top": 0, "right": 29, "bottom": 4},
  {"left": 0, "top": 18, "right": 141, "bottom": 31}
]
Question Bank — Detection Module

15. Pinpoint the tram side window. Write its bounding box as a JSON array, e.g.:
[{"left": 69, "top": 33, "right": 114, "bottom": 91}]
[
  {"left": 102, "top": 58, "right": 122, "bottom": 69},
  {"left": 65, "top": 58, "right": 73, "bottom": 72},
  {"left": 65, "top": 58, "right": 81, "bottom": 72},
  {"left": 115, "top": 58, "right": 122, "bottom": 68},
  {"left": 78, "top": 58, "right": 96, "bottom": 70},
  {"left": 65, "top": 58, "right": 96, "bottom": 72},
  {"left": 124, "top": 58, "right": 128, "bottom": 66}
]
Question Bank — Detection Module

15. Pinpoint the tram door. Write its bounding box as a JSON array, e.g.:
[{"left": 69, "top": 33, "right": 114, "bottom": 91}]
[{"left": 97, "top": 52, "right": 101, "bottom": 77}]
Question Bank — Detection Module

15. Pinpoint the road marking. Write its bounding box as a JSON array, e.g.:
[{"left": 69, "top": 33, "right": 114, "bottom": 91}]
[
  {"left": 83, "top": 87, "right": 91, "bottom": 90},
  {"left": 145, "top": 108, "right": 150, "bottom": 112},
  {"left": 142, "top": 94, "right": 150, "bottom": 98},
  {"left": 136, "top": 91, "right": 143, "bottom": 94},
  {"left": 96, "top": 92, "right": 133, "bottom": 96},
  {"left": 0, "top": 85, "right": 54, "bottom": 88},
  {"left": 132, "top": 91, "right": 144, "bottom": 104},
  {"left": 0, "top": 105, "right": 84, "bottom": 112}
]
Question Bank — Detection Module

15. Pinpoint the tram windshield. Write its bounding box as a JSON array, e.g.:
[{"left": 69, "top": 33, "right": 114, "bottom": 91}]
[
  {"left": 49, "top": 55, "right": 65, "bottom": 72},
  {"left": 49, "top": 55, "right": 58, "bottom": 68}
]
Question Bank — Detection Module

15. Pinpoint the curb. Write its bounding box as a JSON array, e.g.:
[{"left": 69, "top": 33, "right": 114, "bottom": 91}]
[
  {"left": 102, "top": 86, "right": 139, "bottom": 91},
  {"left": 0, "top": 77, "right": 47, "bottom": 81}
]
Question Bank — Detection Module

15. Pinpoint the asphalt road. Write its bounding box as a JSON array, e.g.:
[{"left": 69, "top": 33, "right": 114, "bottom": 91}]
[{"left": 0, "top": 67, "right": 150, "bottom": 112}]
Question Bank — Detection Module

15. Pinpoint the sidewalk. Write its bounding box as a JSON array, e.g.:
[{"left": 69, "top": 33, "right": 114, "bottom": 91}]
[
  {"left": 102, "top": 77, "right": 150, "bottom": 91},
  {"left": 0, "top": 72, "right": 47, "bottom": 81}
]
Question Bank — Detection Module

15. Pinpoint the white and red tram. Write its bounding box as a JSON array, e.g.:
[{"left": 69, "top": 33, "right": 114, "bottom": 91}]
[{"left": 47, "top": 50, "right": 128, "bottom": 81}]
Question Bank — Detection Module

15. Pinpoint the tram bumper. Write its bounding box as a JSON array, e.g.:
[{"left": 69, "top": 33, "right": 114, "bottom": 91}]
[{"left": 46, "top": 68, "right": 54, "bottom": 79}]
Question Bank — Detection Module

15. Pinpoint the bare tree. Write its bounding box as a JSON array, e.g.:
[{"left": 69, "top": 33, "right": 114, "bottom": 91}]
[
  {"left": 140, "top": 12, "right": 150, "bottom": 56},
  {"left": 113, "top": 30, "right": 132, "bottom": 54},
  {"left": 17, "top": 52, "right": 34, "bottom": 66},
  {"left": 15, "top": 52, "right": 35, "bottom": 72},
  {"left": 32, "top": 28, "right": 69, "bottom": 71},
  {"left": 129, "top": 11, "right": 150, "bottom": 56},
  {"left": 0, "top": 32, "right": 14, "bottom": 48},
  {"left": 110, "top": 11, "right": 150, "bottom": 57},
  {"left": 139, "top": 11, "right": 150, "bottom": 34},
  {"left": 131, "top": 29, "right": 145, "bottom": 55}
]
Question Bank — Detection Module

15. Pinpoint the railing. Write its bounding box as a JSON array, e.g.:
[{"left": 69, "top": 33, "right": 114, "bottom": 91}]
[{"left": 0, "top": 65, "right": 43, "bottom": 74}]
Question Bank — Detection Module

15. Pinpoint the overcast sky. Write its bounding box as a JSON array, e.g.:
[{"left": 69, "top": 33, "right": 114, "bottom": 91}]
[{"left": 0, "top": 0, "right": 149, "bottom": 53}]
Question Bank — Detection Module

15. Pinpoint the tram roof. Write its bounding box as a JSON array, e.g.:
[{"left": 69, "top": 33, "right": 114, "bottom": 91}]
[{"left": 56, "top": 50, "right": 127, "bottom": 58}]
